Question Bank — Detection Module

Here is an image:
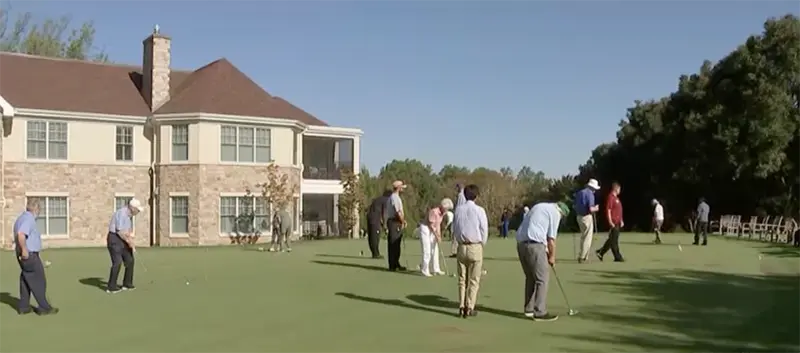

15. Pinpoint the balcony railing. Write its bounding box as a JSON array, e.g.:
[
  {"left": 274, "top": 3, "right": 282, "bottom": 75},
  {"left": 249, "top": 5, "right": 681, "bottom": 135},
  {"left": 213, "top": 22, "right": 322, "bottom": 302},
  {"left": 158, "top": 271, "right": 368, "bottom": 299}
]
[{"left": 303, "top": 161, "right": 353, "bottom": 180}]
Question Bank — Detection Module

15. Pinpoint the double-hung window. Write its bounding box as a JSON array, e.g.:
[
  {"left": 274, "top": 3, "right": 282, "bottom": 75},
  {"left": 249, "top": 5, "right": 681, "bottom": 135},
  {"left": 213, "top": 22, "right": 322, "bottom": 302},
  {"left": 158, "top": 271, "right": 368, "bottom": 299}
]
[
  {"left": 219, "top": 196, "right": 269, "bottom": 234},
  {"left": 27, "top": 121, "right": 67, "bottom": 160},
  {"left": 220, "top": 126, "right": 271, "bottom": 163}
]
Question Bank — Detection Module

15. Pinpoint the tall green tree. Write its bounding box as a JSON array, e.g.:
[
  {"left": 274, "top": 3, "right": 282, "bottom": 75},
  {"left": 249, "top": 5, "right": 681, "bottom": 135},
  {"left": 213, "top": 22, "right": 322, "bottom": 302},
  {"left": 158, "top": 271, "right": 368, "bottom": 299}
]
[{"left": 0, "top": 7, "right": 108, "bottom": 61}]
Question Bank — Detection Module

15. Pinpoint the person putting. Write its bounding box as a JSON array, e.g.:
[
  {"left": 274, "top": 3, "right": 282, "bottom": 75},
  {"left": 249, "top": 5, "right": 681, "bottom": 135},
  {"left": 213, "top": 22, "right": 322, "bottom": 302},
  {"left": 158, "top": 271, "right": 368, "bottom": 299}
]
[
  {"left": 452, "top": 184, "right": 488, "bottom": 318},
  {"left": 516, "top": 201, "right": 570, "bottom": 322},
  {"left": 652, "top": 199, "right": 664, "bottom": 244},
  {"left": 106, "top": 198, "right": 144, "bottom": 293},
  {"left": 417, "top": 198, "right": 454, "bottom": 276},
  {"left": 384, "top": 180, "right": 407, "bottom": 271},
  {"left": 573, "top": 179, "right": 600, "bottom": 263}
]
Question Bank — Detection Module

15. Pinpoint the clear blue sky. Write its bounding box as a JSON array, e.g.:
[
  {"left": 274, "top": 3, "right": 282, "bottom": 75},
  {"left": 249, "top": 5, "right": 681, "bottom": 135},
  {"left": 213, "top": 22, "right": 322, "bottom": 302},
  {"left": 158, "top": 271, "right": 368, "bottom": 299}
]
[{"left": 6, "top": 1, "right": 798, "bottom": 177}]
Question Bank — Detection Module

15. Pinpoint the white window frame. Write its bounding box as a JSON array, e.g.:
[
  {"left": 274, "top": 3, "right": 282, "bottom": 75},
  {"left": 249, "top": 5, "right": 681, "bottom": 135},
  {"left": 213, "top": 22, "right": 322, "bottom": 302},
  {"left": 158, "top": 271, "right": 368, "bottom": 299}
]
[
  {"left": 171, "top": 124, "right": 189, "bottom": 162},
  {"left": 218, "top": 193, "right": 271, "bottom": 236},
  {"left": 169, "top": 193, "right": 190, "bottom": 237},
  {"left": 26, "top": 120, "right": 68, "bottom": 160},
  {"left": 219, "top": 125, "right": 271, "bottom": 163},
  {"left": 24, "top": 192, "right": 70, "bottom": 239},
  {"left": 115, "top": 125, "right": 134, "bottom": 162},
  {"left": 114, "top": 193, "right": 136, "bottom": 233}
]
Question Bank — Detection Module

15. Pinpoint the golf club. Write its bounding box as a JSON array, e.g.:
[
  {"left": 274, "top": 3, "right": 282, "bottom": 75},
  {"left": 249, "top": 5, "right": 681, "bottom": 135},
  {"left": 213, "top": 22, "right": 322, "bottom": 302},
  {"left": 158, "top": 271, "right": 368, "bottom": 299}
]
[
  {"left": 551, "top": 266, "right": 578, "bottom": 316},
  {"left": 437, "top": 240, "right": 449, "bottom": 275}
]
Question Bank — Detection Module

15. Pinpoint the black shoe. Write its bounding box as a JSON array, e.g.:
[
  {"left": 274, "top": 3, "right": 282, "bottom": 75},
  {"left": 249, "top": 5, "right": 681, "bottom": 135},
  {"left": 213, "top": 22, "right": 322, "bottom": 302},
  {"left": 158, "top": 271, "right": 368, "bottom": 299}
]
[
  {"left": 533, "top": 313, "right": 559, "bottom": 322},
  {"left": 372, "top": 255, "right": 384, "bottom": 259},
  {"left": 692, "top": 241, "right": 699, "bottom": 245},
  {"left": 122, "top": 285, "right": 136, "bottom": 291},
  {"left": 397, "top": 266, "right": 407, "bottom": 271},
  {"left": 449, "top": 254, "right": 457, "bottom": 258},
  {"left": 654, "top": 238, "right": 662, "bottom": 244},
  {"left": 18, "top": 308, "right": 32, "bottom": 315},
  {"left": 467, "top": 308, "right": 478, "bottom": 317},
  {"left": 614, "top": 258, "right": 625, "bottom": 262},
  {"left": 577, "top": 258, "right": 584, "bottom": 264},
  {"left": 701, "top": 241, "right": 707, "bottom": 246},
  {"left": 37, "top": 307, "right": 59, "bottom": 316},
  {"left": 595, "top": 251, "right": 604, "bottom": 262},
  {"left": 459, "top": 307, "right": 467, "bottom": 318}
]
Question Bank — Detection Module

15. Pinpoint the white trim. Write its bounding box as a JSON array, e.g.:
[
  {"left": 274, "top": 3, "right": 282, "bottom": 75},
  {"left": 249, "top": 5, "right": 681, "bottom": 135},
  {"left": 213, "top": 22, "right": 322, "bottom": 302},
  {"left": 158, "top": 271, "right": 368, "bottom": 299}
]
[
  {"left": 169, "top": 195, "right": 190, "bottom": 236},
  {"left": 153, "top": 113, "right": 305, "bottom": 130},
  {"left": 169, "top": 191, "right": 190, "bottom": 197},
  {"left": 0, "top": 94, "right": 15, "bottom": 118},
  {"left": 305, "top": 125, "right": 363, "bottom": 138},
  {"left": 26, "top": 191, "right": 69, "bottom": 197},
  {"left": 16, "top": 108, "right": 146, "bottom": 124},
  {"left": 220, "top": 192, "right": 250, "bottom": 197},
  {"left": 8, "top": 159, "right": 151, "bottom": 167},
  {"left": 114, "top": 192, "right": 136, "bottom": 197}
]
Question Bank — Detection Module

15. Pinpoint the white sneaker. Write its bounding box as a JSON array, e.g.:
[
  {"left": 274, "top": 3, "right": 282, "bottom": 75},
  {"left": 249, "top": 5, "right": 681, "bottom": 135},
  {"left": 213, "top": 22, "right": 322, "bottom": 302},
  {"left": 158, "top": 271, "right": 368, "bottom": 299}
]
[
  {"left": 524, "top": 312, "right": 535, "bottom": 318},
  {"left": 434, "top": 271, "right": 446, "bottom": 276},
  {"left": 420, "top": 271, "right": 433, "bottom": 277}
]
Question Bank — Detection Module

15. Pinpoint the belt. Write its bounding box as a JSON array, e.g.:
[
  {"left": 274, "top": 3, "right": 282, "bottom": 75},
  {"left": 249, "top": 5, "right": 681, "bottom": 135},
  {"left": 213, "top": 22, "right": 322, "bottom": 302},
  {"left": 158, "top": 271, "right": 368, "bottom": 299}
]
[
  {"left": 519, "top": 240, "right": 543, "bottom": 245},
  {"left": 460, "top": 241, "right": 481, "bottom": 245}
]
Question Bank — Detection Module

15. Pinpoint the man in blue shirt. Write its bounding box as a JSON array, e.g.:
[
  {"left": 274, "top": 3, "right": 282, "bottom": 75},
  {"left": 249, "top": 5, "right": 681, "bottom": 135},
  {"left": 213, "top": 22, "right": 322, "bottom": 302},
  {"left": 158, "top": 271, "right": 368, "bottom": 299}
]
[
  {"left": 106, "top": 198, "right": 144, "bottom": 293},
  {"left": 573, "top": 179, "right": 600, "bottom": 263},
  {"left": 13, "top": 198, "right": 58, "bottom": 315},
  {"left": 515, "top": 201, "right": 570, "bottom": 322}
]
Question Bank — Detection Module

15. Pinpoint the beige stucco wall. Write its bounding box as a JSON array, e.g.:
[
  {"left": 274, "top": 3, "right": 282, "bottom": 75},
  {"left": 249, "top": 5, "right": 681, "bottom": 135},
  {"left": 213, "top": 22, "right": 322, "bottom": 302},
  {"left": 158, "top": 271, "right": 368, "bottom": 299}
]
[{"left": 4, "top": 116, "right": 151, "bottom": 165}]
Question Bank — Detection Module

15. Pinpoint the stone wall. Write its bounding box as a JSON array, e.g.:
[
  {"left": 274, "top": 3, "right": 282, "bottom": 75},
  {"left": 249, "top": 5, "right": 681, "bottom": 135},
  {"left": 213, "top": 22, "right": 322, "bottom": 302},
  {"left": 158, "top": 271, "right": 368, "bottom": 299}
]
[
  {"left": 2, "top": 163, "right": 152, "bottom": 249},
  {"left": 156, "top": 164, "right": 301, "bottom": 246}
]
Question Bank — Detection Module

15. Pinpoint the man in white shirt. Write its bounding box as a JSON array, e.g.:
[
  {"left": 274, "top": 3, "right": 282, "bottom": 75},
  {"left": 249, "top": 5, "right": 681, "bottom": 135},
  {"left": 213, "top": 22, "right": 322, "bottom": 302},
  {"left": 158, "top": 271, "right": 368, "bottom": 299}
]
[
  {"left": 452, "top": 184, "right": 489, "bottom": 318},
  {"left": 445, "top": 209, "right": 456, "bottom": 258},
  {"left": 652, "top": 199, "right": 664, "bottom": 244}
]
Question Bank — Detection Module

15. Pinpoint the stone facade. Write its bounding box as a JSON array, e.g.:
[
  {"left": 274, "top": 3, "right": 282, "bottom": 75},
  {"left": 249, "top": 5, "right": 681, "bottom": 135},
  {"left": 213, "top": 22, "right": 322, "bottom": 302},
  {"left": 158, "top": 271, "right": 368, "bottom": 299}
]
[
  {"left": 156, "top": 164, "right": 301, "bottom": 246},
  {"left": 2, "top": 163, "right": 152, "bottom": 249}
]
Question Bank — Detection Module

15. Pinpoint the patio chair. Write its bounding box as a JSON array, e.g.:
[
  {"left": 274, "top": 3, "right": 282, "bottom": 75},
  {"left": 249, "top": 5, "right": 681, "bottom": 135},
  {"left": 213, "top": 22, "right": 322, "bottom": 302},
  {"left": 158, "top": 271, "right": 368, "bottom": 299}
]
[
  {"left": 767, "top": 216, "right": 784, "bottom": 243},
  {"left": 740, "top": 216, "right": 759, "bottom": 239},
  {"left": 753, "top": 216, "right": 771, "bottom": 241}
]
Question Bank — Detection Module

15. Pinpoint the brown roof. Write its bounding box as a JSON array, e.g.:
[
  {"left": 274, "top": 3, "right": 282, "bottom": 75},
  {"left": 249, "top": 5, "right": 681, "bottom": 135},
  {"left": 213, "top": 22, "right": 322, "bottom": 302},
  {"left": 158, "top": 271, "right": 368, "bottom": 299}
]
[{"left": 0, "top": 52, "right": 327, "bottom": 126}]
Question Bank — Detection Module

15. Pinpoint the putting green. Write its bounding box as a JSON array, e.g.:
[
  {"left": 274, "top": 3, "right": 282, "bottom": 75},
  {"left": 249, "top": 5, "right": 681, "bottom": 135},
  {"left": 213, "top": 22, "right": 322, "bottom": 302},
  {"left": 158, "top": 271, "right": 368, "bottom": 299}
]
[{"left": 1, "top": 233, "right": 798, "bottom": 352}]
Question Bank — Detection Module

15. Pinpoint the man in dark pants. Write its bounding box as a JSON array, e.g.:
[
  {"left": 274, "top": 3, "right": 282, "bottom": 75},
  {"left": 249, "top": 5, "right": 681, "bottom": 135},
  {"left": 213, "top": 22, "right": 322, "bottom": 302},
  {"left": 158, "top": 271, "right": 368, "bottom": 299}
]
[
  {"left": 14, "top": 198, "right": 58, "bottom": 315},
  {"left": 366, "top": 190, "right": 391, "bottom": 259},
  {"left": 106, "top": 198, "right": 144, "bottom": 293},
  {"left": 694, "top": 197, "right": 710, "bottom": 246},
  {"left": 596, "top": 182, "right": 625, "bottom": 262},
  {"left": 384, "top": 180, "right": 407, "bottom": 271}
]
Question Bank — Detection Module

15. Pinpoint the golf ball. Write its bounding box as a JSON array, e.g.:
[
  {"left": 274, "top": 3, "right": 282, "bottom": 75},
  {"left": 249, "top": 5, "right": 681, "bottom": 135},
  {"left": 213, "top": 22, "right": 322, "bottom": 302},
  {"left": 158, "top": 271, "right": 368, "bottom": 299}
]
[
  {"left": 185, "top": 281, "right": 190, "bottom": 285},
  {"left": 482, "top": 270, "right": 487, "bottom": 275}
]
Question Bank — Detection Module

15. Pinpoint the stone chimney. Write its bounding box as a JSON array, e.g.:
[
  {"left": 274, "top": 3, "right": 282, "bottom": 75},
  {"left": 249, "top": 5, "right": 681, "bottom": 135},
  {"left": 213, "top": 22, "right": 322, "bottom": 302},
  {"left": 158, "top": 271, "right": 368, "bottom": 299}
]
[{"left": 142, "top": 25, "right": 171, "bottom": 111}]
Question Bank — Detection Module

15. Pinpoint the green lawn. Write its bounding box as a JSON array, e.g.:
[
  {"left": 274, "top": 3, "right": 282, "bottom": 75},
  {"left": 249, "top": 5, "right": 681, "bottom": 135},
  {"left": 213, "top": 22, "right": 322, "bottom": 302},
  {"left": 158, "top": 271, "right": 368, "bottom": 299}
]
[{"left": 1, "top": 233, "right": 798, "bottom": 352}]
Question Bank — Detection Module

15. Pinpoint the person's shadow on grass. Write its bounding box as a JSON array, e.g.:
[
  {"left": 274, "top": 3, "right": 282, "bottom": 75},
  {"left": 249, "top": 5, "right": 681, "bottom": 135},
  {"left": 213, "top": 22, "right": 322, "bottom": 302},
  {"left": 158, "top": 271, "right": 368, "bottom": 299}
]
[
  {"left": 316, "top": 254, "right": 368, "bottom": 260},
  {"left": 335, "top": 292, "right": 454, "bottom": 317},
  {"left": 406, "top": 294, "right": 528, "bottom": 321},
  {"left": 78, "top": 277, "right": 108, "bottom": 291},
  {"left": 0, "top": 292, "right": 20, "bottom": 311},
  {"left": 311, "top": 260, "right": 416, "bottom": 276}
]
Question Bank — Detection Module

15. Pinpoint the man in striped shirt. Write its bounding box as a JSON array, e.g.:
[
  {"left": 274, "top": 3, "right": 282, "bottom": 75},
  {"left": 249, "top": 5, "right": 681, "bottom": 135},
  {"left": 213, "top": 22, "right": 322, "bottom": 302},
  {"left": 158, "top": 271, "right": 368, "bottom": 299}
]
[{"left": 452, "top": 184, "right": 489, "bottom": 318}]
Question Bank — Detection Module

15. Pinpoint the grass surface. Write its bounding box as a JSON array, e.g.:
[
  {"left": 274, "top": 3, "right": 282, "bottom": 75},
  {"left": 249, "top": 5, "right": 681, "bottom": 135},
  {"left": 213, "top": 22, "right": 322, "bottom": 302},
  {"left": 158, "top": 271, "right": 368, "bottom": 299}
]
[{"left": 1, "top": 233, "right": 798, "bottom": 352}]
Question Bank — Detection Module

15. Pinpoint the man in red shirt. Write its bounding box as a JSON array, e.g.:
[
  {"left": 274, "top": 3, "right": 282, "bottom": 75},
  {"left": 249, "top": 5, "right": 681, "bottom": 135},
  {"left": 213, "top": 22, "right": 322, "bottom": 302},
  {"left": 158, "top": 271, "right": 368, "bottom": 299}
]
[{"left": 596, "top": 182, "right": 625, "bottom": 262}]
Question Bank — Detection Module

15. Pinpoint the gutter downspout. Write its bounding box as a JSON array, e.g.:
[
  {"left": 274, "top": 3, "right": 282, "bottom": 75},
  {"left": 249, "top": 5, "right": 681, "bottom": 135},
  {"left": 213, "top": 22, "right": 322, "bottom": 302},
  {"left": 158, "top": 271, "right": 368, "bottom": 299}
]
[
  {"left": 298, "top": 126, "right": 308, "bottom": 240},
  {"left": 147, "top": 117, "right": 159, "bottom": 247}
]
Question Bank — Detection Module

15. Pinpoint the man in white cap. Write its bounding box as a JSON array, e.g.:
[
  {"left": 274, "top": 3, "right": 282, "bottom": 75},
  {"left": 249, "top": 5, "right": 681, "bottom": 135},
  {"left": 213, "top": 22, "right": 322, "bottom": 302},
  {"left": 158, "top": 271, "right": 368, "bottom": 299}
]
[
  {"left": 652, "top": 199, "right": 664, "bottom": 244},
  {"left": 384, "top": 180, "right": 407, "bottom": 271},
  {"left": 106, "top": 198, "right": 144, "bottom": 293},
  {"left": 573, "top": 179, "right": 600, "bottom": 263}
]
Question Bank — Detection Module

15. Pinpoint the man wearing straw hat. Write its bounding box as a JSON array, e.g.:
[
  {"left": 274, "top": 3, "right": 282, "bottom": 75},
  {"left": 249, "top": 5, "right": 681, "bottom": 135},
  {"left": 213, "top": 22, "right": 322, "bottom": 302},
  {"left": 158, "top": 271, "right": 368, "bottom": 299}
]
[
  {"left": 384, "top": 180, "right": 408, "bottom": 271},
  {"left": 573, "top": 179, "right": 600, "bottom": 263}
]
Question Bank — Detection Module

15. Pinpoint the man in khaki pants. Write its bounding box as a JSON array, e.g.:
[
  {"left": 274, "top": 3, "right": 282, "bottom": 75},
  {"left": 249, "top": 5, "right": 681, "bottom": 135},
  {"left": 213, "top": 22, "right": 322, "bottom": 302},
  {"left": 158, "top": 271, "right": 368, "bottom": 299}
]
[
  {"left": 452, "top": 184, "right": 489, "bottom": 318},
  {"left": 573, "top": 179, "right": 600, "bottom": 263}
]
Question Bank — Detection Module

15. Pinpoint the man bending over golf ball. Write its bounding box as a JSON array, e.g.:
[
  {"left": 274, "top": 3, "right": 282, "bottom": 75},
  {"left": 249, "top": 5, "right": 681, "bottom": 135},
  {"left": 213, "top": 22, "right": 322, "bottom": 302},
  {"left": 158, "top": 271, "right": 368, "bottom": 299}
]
[
  {"left": 516, "top": 201, "right": 570, "bottom": 322},
  {"left": 106, "top": 198, "right": 144, "bottom": 293},
  {"left": 417, "top": 198, "right": 454, "bottom": 276},
  {"left": 452, "top": 184, "right": 488, "bottom": 318}
]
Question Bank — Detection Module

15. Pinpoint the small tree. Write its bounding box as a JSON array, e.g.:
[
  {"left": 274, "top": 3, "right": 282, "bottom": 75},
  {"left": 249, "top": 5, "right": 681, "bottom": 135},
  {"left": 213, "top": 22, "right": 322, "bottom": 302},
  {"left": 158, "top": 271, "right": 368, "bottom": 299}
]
[
  {"left": 338, "top": 168, "right": 363, "bottom": 238},
  {"left": 257, "top": 163, "right": 299, "bottom": 236}
]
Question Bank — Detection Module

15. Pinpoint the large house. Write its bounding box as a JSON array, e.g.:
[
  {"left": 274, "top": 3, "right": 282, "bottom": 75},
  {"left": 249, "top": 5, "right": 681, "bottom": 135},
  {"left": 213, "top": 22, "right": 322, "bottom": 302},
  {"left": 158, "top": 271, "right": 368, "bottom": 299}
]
[{"left": 0, "top": 28, "right": 362, "bottom": 248}]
